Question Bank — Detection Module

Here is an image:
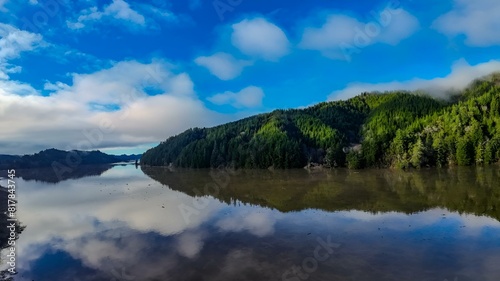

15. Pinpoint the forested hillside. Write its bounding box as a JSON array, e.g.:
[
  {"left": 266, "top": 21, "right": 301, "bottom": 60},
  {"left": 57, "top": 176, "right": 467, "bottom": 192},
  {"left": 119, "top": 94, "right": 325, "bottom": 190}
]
[
  {"left": 0, "top": 149, "right": 141, "bottom": 169},
  {"left": 141, "top": 74, "right": 500, "bottom": 169},
  {"left": 389, "top": 74, "right": 500, "bottom": 168}
]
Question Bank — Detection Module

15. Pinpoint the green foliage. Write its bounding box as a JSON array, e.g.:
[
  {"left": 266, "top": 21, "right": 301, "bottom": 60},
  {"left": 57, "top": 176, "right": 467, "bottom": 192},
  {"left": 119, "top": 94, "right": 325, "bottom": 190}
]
[
  {"left": 361, "top": 93, "right": 445, "bottom": 166},
  {"left": 388, "top": 77, "right": 500, "bottom": 168},
  {"left": 142, "top": 74, "right": 500, "bottom": 169},
  {"left": 411, "top": 138, "right": 426, "bottom": 168},
  {"left": 346, "top": 151, "right": 364, "bottom": 169},
  {"left": 456, "top": 138, "right": 474, "bottom": 166},
  {"left": 484, "top": 138, "right": 500, "bottom": 164}
]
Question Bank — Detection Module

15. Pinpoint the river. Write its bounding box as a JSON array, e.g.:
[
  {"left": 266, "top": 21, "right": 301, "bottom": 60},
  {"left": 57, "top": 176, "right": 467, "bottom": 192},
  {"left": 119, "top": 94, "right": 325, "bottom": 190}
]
[{"left": 1, "top": 164, "right": 500, "bottom": 281}]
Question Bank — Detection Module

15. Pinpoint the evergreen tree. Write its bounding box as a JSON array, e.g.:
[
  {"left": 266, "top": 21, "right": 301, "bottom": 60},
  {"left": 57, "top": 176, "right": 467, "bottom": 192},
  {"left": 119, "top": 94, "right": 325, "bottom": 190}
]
[
  {"left": 411, "top": 138, "right": 426, "bottom": 168},
  {"left": 456, "top": 138, "right": 474, "bottom": 166}
]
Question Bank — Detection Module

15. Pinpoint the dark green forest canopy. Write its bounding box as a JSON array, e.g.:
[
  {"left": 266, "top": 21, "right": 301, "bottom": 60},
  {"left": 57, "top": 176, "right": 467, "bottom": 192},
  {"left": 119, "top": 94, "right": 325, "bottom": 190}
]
[{"left": 141, "top": 73, "right": 500, "bottom": 169}]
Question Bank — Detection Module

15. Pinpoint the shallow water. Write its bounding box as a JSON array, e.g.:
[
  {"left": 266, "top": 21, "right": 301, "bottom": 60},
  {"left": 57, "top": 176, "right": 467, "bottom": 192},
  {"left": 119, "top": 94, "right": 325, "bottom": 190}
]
[{"left": 2, "top": 165, "right": 500, "bottom": 281}]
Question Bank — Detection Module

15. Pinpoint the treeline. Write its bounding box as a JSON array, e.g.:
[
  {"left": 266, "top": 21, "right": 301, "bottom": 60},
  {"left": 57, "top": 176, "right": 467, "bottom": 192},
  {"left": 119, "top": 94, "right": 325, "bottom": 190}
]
[
  {"left": 389, "top": 75, "right": 500, "bottom": 169},
  {"left": 141, "top": 73, "right": 500, "bottom": 169},
  {"left": 0, "top": 149, "right": 141, "bottom": 170}
]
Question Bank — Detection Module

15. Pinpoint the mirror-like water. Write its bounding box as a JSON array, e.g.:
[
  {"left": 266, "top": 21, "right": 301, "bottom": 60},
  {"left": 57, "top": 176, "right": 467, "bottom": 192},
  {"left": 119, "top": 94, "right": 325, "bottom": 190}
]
[{"left": 1, "top": 165, "right": 500, "bottom": 281}]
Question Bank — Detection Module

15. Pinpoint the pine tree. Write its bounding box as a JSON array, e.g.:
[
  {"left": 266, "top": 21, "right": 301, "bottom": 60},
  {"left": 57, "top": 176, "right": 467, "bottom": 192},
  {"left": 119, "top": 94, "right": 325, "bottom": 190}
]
[
  {"left": 411, "top": 138, "right": 425, "bottom": 168},
  {"left": 484, "top": 141, "right": 494, "bottom": 165},
  {"left": 475, "top": 142, "right": 485, "bottom": 165},
  {"left": 456, "top": 138, "right": 474, "bottom": 166},
  {"left": 433, "top": 136, "right": 448, "bottom": 167}
]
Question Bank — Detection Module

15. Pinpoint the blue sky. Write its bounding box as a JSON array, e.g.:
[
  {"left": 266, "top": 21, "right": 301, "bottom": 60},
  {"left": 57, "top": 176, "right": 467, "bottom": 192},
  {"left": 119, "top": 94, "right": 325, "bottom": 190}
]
[{"left": 0, "top": 0, "right": 500, "bottom": 155}]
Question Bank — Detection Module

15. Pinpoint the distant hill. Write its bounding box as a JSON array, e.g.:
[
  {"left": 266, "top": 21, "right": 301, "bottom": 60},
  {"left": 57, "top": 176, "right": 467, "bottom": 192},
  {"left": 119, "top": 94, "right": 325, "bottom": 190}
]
[
  {"left": 0, "top": 149, "right": 142, "bottom": 170},
  {"left": 114, "top": 154, "right": 143, "bottom": 162},
  {"left": 141, "top": 73, "right": 500, "bottom": 169}
]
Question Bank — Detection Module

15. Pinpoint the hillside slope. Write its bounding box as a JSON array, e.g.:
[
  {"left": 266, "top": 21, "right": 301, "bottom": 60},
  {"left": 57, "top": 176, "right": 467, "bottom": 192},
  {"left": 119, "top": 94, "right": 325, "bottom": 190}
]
[
  {"left": 141, "top": 74, "right": 500, "bottom": 169},
  {"left": 0, "top": 149, "right": 141, "bottom": 170},
  {"left": 390, "top": 74, "right": 500, "bottom": 168}
]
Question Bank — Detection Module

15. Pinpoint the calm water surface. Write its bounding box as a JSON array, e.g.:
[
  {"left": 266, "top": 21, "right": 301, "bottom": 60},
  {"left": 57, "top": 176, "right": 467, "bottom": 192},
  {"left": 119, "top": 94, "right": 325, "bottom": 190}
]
[{"left": 2, "top": 165, "right": 500, "bottom": 281}]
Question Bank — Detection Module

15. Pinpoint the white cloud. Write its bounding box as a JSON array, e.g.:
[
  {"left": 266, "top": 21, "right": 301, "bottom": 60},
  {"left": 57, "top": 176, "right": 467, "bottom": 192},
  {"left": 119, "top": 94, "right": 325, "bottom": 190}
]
[
  {"left": 208, "top": 86, "right": 264, "bottom": 108},
  {"left": 300, "top": 8, "right": 419, "bottom": 60},
  {"left": 0, "top": 79, "right": 39, "bottom": 96},
  {"left": 0, "top": 23, "right": 43, "bottom": 79},
  {"left": 176, "top": 231, "right": 205, "bottom": 258},
  {"left": 54, "top": 60, "right": 195, "bottom": 104},
  {"left": 195, "top": 52, "right": 251, "bottom": 80},
  {"left": 231, "top": 17, "right": 290, "bottom": 61},
  {"left": 7, "top": 169, "right": 223, "bottom": 278},
  {"left": 433, "top": 0, "right": 500, "bottom": 46},
  {"left": 141, "top": 4, "right": 177, "bottom": 22},
  {"left": 43, "top": 81, "right": 70, "bottom": 91},
  {"left": 67, "top": 0, "right": 145, "bottom": 30},
  {"left": 328, "top": 59, "right": 500, "bottom": 101},
  {"left": 194, "top": 17, "right": 287, "bottom": 79},
  {"left": 216, "top": 210, "right": 276, "bottom": 237},
  {"left": 0, "top": 60, "right": 233, "bottom": 154},
  {"left": 106, "top": 0, "right": 145, "bottom": 24},
  {"left": 0, "top": 23, "right": 42, "bottom": 59}
]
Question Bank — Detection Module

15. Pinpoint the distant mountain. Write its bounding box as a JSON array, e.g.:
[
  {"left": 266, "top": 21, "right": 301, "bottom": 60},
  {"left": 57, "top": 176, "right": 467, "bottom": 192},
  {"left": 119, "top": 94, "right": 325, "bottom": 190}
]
[
  {"left": 0, "top": 149, "right": 142, "bottom": 170},
  {"left": 114, "top": 154, "right": 143, "bottom": 162},
  {"left": 0, "top": 155, "right": 20, "bottom": 161},
  {"left": 142, "top": 73, "right": 500, "bottom": 169}
]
